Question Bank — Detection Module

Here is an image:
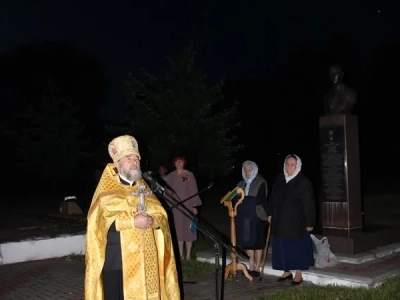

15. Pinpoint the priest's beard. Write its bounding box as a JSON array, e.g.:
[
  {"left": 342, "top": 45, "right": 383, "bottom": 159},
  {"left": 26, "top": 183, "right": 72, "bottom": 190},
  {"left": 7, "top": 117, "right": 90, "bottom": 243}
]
[
  {"left": 121, "top": 168, "right": 142, "bottom": 182},
  {"left": 129, "top": 169, "right": 142, "bottom": 182}
]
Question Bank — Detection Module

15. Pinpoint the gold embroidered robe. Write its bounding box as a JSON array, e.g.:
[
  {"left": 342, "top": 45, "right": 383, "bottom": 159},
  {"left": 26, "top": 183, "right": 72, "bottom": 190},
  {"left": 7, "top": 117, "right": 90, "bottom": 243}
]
[{"left": 85, "top": 164, "right": 180, "bottom": 300}]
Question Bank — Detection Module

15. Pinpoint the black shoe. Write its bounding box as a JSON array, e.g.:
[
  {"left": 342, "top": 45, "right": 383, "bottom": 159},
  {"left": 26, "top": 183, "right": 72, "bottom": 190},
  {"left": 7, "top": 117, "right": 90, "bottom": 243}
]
[
  {"left": 291, "top": 279, "right": 303, "bottom": 285},
  {"left": 249, "top": 271, "right": 260, "bottom": 277},
  {"left": 277, "top": 273, "right": 293, "bottom": 282}
]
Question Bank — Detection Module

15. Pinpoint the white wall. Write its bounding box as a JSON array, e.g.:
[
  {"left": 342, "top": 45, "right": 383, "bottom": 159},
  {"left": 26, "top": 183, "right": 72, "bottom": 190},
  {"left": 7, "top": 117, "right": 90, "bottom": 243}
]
[{"left": 0, "top": 233, "right": 86, "bottom": 265}]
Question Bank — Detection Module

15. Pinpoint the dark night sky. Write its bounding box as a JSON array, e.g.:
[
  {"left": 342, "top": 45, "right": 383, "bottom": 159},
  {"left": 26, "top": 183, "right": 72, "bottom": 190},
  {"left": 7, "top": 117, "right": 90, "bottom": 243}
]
[
  {"left": 1, "top": 0, "right": 400, "bottom": 191},
  {"left": 1, "top": 0, "right": 398, "bottom": 114}
]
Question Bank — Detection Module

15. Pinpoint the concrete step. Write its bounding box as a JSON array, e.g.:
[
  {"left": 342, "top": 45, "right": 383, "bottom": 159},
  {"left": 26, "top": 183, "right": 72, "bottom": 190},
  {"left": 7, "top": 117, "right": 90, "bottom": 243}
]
[{"left": 196, "top": 242, "right": 400, "bottom": 288}]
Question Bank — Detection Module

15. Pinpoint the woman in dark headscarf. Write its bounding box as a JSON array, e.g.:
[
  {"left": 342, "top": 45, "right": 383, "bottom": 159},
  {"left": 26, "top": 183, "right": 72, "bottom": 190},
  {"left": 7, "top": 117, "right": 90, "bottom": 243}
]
[{"left": 267, "top": 154, "right": 315, "bottom": 285}]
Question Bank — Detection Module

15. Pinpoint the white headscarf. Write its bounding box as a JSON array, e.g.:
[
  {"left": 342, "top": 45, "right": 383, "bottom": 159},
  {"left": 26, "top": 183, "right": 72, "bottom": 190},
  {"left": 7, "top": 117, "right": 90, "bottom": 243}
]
[
  {"left": 242, "top": 160, "right": 259, "bottom": 196},
  {"left": 283, "top": 154, "right": 302, "bottom": 183}
]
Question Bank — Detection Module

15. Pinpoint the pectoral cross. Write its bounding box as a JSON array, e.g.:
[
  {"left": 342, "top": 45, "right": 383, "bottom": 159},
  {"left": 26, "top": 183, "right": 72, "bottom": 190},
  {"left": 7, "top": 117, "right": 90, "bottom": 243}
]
[{"left": 131, "top": 183, "right": 152, "bottom": 213}]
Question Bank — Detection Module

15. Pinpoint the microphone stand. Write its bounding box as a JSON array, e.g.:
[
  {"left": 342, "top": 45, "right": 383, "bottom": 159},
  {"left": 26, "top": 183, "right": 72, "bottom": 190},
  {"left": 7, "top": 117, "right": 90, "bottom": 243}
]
[
  {"left": 148, "top": 183, "right": 247, "bottom": 300},
  {"left": 169, "top": 182, "right": 214, "bottom": 210}
]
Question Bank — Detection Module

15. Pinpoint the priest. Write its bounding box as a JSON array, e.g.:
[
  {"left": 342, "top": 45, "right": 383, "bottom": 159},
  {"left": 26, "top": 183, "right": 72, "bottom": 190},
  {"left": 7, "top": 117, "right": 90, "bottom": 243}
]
[{"left": 85, "top": 134, "right": 180, "bottom": 300}]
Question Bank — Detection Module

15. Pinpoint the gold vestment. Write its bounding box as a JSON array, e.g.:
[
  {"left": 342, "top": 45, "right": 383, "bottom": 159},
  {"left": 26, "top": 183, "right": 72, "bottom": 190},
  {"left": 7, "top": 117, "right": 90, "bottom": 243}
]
[{"left": 85, "top": 164, "right": 180, "bottom": 300}]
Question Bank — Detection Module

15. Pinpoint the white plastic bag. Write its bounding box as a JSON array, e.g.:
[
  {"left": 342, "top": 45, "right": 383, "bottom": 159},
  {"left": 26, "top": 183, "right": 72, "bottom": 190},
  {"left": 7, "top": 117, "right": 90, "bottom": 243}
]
[{"left": 310, "top": 234, "right": 339, "bottom": 268}]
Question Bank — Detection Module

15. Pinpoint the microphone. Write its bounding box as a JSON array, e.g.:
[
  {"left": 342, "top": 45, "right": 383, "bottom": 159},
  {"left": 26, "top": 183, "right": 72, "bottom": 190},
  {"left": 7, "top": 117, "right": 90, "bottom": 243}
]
[{"left": 143, "top": 171, "right": 166, "bottom": 192}]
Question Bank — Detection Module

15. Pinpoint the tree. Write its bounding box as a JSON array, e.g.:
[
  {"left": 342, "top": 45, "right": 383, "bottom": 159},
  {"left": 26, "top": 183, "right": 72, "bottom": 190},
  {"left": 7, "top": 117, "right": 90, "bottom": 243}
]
[
  {"left": 0, "top": 41, "right": 108, "bottom": 152},
  {"left": 110, "top": 42, "right": 241, "bottom": 179},
  {"left": 15, "top": 81, "right": 92, "bottom": 193}
]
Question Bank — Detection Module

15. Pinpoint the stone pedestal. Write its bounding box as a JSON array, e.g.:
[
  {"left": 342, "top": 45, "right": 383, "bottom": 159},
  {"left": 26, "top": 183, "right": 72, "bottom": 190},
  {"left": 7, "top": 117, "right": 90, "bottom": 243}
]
[
  {"left": 319, "top": 114, "right": 362, "bottom": 232},
  {"left": 318, "top": 115, "right": 400, "bottom": 254},
  {"left": 313, "top": 225, "right": 400, "bottom": 255},
  {"left": 319, "top": 114, "right": 363, "bottom": 253}
]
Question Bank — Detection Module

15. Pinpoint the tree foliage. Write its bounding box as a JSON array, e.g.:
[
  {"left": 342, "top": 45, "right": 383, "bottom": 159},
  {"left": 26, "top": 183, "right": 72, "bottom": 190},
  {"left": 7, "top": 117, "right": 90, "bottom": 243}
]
[
  {"left": 110, "top": 42, "right": 241, "bottom": 178},
  {"left": 0, "top": 41, "right": 108, "bottom": 149},
  {"left": 15, "top": 81, "right": 92, "bottom": 192}
]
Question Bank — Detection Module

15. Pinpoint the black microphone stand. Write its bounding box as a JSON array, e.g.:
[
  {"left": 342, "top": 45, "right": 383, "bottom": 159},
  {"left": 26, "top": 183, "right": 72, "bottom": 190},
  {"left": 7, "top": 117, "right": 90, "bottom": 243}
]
[
  {"left": 169, "top": 182, "right": 214, "bottom": 210},
  {"left": 147, "top": 182, "right": 247, "bottom": 300}
]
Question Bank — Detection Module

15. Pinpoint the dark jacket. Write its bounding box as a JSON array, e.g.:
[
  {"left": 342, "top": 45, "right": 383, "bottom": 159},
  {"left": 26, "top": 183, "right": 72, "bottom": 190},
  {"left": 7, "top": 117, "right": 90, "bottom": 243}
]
[
  {"left": 269, "top": 172, "right": 315, "bottom": 239},
  {"left": 238, "top": 174, "right": 269, "bottom": 218}
]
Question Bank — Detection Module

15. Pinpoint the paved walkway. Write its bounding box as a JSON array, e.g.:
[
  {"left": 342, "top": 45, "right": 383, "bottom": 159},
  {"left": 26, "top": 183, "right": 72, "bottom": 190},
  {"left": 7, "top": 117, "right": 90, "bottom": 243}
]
[
  {"left": 0, "top": 256, "right": 306, "bottom": 300},
  {"left": 1, "top": 251, "right": 399, "bottom": 300}
]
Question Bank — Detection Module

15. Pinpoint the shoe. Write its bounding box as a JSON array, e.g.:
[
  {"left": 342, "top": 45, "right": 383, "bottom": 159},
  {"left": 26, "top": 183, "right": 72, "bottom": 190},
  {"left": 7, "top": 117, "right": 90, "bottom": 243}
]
[
  {"left": 277, "top": 273, "right": 293, "bottom": 282},
  {"left": 249, "top": 271, "right": 260, "bottom": 277},
  {"left": 291, "top": 279, "right": 303, "bottom": 285}
]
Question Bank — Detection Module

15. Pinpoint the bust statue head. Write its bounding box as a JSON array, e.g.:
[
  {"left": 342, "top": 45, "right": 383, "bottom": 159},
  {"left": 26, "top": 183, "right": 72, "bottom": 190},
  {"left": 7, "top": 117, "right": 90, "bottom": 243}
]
[
  {"left": 324, "top": 64, "right": 357, "bottom": 116},
  {"left": 329, "top": 65, "right": 344, "bottom": 85}
]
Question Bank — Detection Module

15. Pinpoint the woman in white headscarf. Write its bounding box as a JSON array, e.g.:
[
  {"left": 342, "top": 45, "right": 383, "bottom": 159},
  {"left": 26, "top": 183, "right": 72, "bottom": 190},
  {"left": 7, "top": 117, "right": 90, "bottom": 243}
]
[
  {"left": 235, "top": 160, "right": 269, "bottom": 277},
  {"left": 267, "top": 154, "right": 316, "bottom": 285}
]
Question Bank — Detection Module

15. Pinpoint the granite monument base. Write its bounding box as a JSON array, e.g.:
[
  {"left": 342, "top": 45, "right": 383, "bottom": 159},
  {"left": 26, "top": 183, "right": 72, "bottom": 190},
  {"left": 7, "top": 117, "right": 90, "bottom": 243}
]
[{"left": 315, "top": 224, "right": 400, "bottom": 254}]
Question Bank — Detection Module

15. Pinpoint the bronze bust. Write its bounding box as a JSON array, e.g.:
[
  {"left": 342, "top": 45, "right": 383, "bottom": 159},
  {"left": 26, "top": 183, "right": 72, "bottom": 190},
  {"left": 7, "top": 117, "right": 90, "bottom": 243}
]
[{"left": 324, "top": 65, "right": 357, "bottom": 115}]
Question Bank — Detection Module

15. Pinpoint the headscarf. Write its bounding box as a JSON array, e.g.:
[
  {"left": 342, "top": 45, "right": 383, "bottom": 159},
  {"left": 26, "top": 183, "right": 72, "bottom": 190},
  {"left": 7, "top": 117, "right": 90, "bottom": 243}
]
[
  {"left": 283, "top": 154, "right": 302, "bottom": 183},
  {"left": 242, "top": 160, "right": 259, "bottom": 196}
]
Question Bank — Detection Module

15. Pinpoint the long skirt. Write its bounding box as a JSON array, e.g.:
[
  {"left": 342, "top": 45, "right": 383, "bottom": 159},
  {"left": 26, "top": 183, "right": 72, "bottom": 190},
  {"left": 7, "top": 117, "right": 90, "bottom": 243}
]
[
  {"left": 236, "top": 217, "right": 268, "bottom": 250},
  {"left": 271, "top": 231, "right": 314, "bottom": 271}
]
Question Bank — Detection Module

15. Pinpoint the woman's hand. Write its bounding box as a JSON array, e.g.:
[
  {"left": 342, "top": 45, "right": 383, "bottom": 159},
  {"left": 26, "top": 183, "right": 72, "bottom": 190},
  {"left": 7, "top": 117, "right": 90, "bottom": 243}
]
[
  {"left": 193, "top": 207, "right": 198, "bottom": 215},
  {"left": 267, "top": 216, "right": 272, "bottom": 223},
  {"left": 306, "top": 227, "right": 314, "bottom": 232}
]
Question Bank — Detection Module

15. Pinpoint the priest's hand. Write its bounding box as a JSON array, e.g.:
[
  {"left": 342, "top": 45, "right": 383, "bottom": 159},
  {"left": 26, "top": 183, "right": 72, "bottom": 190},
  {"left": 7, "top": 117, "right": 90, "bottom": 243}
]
[{"left": 134, "top": 213, "right": 154, "bottom": 229}]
